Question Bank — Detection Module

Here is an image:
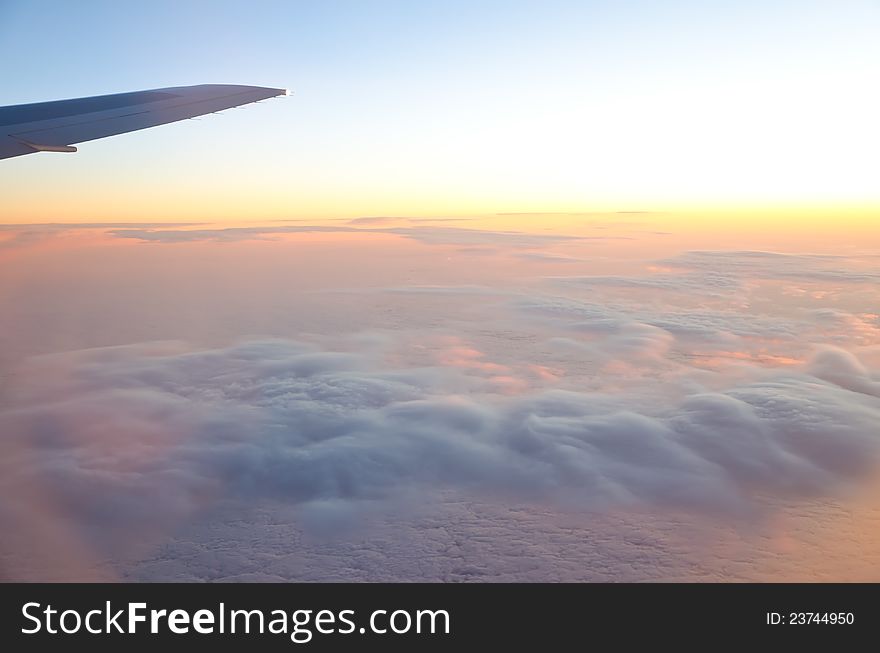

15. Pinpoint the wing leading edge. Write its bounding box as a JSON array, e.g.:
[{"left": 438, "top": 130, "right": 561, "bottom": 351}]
[{"left": 0, "top": 84, "right": 288, "bottom": 160}]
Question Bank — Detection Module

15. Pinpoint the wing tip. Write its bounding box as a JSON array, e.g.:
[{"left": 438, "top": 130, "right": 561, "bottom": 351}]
[{"left": 260, "top": 86, "right": 292, "bottom": 97}]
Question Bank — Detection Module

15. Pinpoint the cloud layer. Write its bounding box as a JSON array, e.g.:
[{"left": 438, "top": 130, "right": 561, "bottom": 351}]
[
  {"left": 1, "top": 223, "right": 879, "bottom": 580},
  {"left": 2, "top": 336, "right": 878, "bottom": 577}
]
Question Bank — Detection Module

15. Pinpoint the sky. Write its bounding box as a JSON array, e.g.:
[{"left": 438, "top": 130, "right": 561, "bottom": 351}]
[{"left": 1, "top": 0, "right": 879, "bottom": 222}]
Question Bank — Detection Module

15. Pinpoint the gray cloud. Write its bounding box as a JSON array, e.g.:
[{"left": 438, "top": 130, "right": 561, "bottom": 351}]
[
  {"left": 124, "top": 491, "right": 880, "bottom": 582},
  {"left": 516, "top": 252, "right": 584, "bottom": 263},
  {"left": 807, "top": 346, "right": 880, "bottom": 398},
  {"left": 376, "top": 285, "right": 514, "bottom": 296},
  {"left": 547, "top": 320, "right": 674, "bottom": 362},
  {"left": 107, "top": 224, "right": 586, "bottom": 248},
  {"left": 0, "top": 223, "right": 203, "bottom": 251},
  {"left": 661, "top": 250, "right": 880, "bottom": 284},
  {"left": 108, "top": 225, "right": 357, "bottom": 243},
  {"left": 0, "top": 222, "right": 202, "bottom": 230},
  {"left": 549, "top": 270, "right": 743, "bottom": 294},
  {"left": 546, "top": 249, "right": 880, "bottom": 301},
  {"left": 345, "top": 217, "right": 474, "bottom": 225},
  {"left": 515, "top": 295, "right": 801, "bottom": 342},
  {"left": 2, "top": 338, "right": 878, "bottom": 576},
  {"left": 346, "top": 216, "right": 397, "bottom": 225},
  {"left": 0, "top": 229, "right": 50, "bottom": 250}
]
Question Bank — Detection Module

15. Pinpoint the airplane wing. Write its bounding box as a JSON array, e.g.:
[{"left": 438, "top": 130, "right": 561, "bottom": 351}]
[{"left": 0, "top": 84, "right": 288, "bottom": 160}]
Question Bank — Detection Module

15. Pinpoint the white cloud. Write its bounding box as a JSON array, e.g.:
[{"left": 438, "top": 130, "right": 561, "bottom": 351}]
[{"left": 2, "top": 337, "right": 878, "bottom": 580}]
